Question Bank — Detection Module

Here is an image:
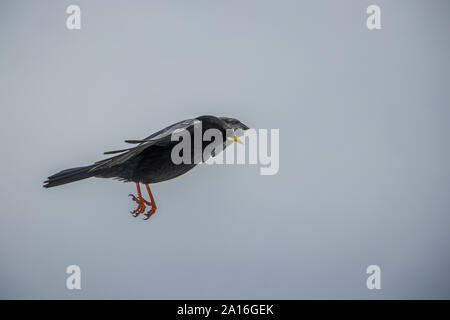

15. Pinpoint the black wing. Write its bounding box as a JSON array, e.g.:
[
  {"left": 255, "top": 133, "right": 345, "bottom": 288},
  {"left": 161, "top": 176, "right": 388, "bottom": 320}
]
[{"left": 91, "top": 118, "right": 198, "bottom": 170}]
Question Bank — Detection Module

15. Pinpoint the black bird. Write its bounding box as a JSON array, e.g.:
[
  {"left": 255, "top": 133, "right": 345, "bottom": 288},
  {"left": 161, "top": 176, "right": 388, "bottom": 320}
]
[{"left": 44, "top": 115, "right": 249, "bottom": 220}]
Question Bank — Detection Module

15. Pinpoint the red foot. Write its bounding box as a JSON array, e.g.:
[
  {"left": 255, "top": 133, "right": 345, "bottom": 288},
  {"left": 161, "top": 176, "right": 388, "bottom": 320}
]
[{"left": 129, "top": 183, "right": 157, "bottom": 220}]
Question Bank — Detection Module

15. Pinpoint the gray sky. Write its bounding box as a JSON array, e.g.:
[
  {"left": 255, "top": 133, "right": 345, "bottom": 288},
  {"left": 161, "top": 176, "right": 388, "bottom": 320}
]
[{"left": 1, "top": 0, "right": 450, "bottom": 299}]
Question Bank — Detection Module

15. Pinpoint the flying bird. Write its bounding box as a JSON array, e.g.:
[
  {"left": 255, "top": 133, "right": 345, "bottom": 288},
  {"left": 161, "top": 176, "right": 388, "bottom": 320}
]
[{"left": 43, "top": 115, "right": 249, "bottom": 220}]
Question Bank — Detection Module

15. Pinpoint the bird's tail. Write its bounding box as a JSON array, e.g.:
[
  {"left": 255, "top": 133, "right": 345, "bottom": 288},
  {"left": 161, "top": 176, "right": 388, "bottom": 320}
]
[{"left": 43, "top": 165, "right": 96, "bottom": 188}]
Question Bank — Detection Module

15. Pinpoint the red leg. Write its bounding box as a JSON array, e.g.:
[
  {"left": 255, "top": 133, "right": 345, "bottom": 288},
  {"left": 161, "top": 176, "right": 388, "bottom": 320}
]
[
  {"left": 143, "top": 184, "right": 157, "bottom": 220},
  {"left": 129, "top": 183, "right": 146, "bottom": 217},
  {"left": 128, "top": 183, "right": 157, "bottom": 220}
]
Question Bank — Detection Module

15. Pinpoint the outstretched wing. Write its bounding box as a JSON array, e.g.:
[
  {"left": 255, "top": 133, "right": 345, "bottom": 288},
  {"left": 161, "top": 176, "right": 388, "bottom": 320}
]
[{"left": 91, "top": 118, "right": 198, "bottom": 170}]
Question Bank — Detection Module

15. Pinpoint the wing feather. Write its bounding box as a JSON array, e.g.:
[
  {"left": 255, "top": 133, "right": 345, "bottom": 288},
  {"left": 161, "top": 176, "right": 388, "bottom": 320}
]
[{"left": 91, "top": 118, "right": 197, "bottom": 170}]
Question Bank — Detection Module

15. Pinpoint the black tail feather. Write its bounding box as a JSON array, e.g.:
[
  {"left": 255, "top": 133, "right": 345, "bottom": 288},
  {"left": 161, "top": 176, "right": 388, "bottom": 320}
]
[{"left": 43, "top": 165, "right": 96, "bottom": 188}]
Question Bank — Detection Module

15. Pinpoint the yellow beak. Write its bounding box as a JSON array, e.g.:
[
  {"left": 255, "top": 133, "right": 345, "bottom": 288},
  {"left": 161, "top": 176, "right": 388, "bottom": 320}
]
[{"left": 227, "top": 136, "right": 244, "bottom": 144}]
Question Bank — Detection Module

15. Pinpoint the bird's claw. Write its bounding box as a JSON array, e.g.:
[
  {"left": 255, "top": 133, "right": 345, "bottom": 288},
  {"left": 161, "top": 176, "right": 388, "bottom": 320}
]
[
  {"left": 128, "top": 184, "right": 157, "bottom": 221},
  {"left": 130, "top": 210, "right": 138, "bottom": 217},
  {"left": 128, "top": 194, "right": 138, "bottom": 203},
  {"left": 143, "top": 207, "right": 156, "bottom": 220},
  {"left": 129, "top": 195, "right": 146, "bottom": 217}
]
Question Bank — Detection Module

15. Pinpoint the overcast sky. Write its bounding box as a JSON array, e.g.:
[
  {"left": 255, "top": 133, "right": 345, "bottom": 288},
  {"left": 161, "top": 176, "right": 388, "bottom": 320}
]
[{"left": 1, "top": 0, "right": 450, "bottom": 299}]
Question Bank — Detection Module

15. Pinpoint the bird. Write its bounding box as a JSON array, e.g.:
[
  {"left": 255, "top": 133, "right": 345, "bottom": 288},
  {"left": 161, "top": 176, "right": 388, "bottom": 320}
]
[{"left": 43, "top": 115, "right": 249, "bottom": 220}]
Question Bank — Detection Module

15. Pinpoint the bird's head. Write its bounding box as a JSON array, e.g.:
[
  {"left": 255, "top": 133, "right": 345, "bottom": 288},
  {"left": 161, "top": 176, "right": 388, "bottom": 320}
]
[
  {"left": 219, "top": 117, "right": 250, "bottom": 131},
  {"left": 220, "top": 117, "right": 249, "bottom": 144},
  {"left": 196, "top": 115, "right": 249, "bottom": 145}
]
